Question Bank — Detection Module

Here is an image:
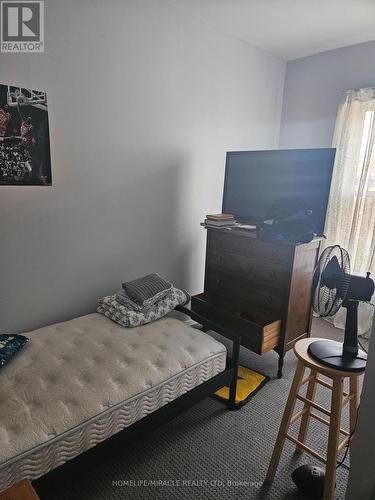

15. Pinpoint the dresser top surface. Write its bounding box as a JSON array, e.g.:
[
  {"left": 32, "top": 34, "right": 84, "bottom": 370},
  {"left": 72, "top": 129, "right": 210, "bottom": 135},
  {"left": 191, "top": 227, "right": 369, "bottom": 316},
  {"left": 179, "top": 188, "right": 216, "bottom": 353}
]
[{"left": 202, "top": 224, "right": 323, "bottom": 248}]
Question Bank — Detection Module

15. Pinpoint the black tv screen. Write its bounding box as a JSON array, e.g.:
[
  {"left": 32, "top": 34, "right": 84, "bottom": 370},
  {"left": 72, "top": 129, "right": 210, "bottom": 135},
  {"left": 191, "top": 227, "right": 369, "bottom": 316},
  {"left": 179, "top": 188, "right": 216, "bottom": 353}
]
[{"left": 222, "top": 148, "right": 336, "bottom": 235}]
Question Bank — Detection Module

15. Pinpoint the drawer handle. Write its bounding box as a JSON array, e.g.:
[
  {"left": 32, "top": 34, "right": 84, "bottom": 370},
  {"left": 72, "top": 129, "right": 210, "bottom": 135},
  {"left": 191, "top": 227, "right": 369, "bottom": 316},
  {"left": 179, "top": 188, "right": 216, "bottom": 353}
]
[{"left": 269, "top": 270, "right": 276, "bottom": 278}]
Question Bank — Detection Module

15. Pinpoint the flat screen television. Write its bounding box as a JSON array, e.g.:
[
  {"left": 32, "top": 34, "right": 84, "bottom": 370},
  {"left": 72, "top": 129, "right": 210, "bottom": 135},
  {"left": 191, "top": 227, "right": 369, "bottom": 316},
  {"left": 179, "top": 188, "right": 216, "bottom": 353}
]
[{"left": 222, "top": 148, "right": 336, "bottom": 235}]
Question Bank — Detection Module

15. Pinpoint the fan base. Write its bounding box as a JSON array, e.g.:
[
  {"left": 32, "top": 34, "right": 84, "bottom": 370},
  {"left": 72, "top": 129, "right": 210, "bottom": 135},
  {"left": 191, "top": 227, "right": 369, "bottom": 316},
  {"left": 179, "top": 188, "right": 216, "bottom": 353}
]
[{"left": 308, "top": 340, "right": 366, "bottom": 373}]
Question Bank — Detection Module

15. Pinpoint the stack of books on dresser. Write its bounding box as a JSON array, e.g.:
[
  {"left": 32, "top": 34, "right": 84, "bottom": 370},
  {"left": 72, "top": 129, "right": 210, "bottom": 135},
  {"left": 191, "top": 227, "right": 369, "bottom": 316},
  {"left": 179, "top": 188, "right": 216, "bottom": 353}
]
[{"left": 204, "top": 213, "right": 237, "bottom": 228}]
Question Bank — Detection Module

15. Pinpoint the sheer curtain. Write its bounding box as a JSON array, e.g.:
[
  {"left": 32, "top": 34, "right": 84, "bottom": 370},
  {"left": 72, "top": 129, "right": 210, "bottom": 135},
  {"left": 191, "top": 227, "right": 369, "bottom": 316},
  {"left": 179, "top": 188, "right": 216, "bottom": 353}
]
[{"left": 324, "top": 87, "right": 375, "bottom": 334}]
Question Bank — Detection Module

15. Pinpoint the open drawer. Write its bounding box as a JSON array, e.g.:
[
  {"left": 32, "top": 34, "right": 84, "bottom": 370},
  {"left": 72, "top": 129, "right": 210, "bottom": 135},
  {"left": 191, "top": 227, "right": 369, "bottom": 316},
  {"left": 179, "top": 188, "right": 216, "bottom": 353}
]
[{"left": 191, "top": 292, "right": 281, "bottom": 355}]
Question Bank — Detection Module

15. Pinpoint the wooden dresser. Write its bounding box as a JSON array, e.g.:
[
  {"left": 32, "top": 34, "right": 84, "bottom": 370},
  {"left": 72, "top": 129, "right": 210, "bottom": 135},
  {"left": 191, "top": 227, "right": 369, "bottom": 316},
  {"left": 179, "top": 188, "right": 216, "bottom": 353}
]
[{"left": 191, "top": 227, "right": 322, "bottom": 377}]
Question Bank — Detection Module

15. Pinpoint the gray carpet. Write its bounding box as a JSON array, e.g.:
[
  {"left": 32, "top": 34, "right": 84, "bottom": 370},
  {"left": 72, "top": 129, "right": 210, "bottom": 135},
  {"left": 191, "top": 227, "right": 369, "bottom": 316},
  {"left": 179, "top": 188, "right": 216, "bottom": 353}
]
[{"left": 35, "top": 318, "right": 363, "bottom": 500}]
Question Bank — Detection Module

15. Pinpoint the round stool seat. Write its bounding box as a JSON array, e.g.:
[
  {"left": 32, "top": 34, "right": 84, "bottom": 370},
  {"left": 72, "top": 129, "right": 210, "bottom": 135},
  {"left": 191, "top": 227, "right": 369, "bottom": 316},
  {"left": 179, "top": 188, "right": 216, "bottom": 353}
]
[{"left": 294, "top": 338, "right": 365, "bottom": 378}]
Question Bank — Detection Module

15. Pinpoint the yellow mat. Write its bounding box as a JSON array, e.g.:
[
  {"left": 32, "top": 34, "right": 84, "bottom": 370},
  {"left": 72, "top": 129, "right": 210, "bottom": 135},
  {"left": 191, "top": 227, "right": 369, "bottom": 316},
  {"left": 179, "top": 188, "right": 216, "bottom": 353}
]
[{"left": 215, "top": 365, "right": 269, "bottom": 406}]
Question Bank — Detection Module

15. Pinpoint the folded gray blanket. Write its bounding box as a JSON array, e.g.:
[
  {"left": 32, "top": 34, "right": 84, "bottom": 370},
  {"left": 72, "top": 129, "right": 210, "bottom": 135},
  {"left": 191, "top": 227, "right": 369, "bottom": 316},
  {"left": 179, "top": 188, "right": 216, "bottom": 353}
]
[
  {"left": 122, "top": 273, "right": 172, "bottom": 305},
  {"left": 97, "top": 287, "right": 190, "bottom": 328},
  {"left": 116, "top": 287, "right": 171, "bottom": 312},
  {"left": 115, "top": 289, "right": 143, "bottom": 311}
]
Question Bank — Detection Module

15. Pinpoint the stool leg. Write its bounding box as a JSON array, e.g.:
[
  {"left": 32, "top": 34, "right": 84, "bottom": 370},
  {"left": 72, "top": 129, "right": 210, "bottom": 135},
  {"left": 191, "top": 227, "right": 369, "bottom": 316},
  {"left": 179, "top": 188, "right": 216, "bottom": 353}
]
[
  {"left": 266, "top": 360, "right": 305, "bottom": 483},
  {"left": 349, "top": 376, "right": 359, "bottom": 455},
  {"left": 295, "top": 369, "right": 317, "bottom": 454},
  {"left": 324, "top": 376, "right": 343, "bottom": 500}
]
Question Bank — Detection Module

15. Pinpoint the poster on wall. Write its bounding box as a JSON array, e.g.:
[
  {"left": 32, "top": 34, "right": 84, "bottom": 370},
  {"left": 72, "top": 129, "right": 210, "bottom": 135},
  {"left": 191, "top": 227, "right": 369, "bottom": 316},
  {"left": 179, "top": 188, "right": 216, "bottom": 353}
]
[{"left": 0, "top": 84, "right": 51, "bottom": 186}]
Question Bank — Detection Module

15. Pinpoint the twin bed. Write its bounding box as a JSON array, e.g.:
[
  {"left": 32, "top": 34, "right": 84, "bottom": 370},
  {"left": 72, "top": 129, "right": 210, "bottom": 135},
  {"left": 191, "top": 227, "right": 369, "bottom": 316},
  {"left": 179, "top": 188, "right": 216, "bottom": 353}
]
[{"left": 0, "top": 307, "right": 239, "bottom": 493}]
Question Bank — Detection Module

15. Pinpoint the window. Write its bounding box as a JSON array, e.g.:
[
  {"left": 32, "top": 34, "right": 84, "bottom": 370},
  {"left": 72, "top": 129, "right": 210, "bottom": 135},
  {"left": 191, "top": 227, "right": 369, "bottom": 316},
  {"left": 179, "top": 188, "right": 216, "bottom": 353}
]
[{"left": 325, "top": 88, "right": 375, "bottom": 275}]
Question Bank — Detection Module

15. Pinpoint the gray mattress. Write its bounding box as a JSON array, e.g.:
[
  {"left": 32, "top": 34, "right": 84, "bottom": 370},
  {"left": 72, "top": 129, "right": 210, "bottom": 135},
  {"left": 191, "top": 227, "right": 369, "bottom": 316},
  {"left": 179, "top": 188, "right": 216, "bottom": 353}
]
[{"left": 0, "top": 313, "right": 226, "bottom": 491}]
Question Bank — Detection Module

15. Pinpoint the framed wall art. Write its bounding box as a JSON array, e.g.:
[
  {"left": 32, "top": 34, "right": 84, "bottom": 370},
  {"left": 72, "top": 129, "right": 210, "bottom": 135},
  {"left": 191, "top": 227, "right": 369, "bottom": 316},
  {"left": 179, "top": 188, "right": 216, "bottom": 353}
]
[{"left": 0, "top": 84, "right": 51, "bottom": 185}]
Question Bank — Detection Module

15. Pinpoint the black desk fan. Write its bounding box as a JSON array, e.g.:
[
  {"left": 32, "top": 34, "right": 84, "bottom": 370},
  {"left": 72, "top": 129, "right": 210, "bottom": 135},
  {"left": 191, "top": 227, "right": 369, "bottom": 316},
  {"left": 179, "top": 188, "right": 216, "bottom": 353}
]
[{"left": 309, "top": 244, "right": 374, "bottom": 372}]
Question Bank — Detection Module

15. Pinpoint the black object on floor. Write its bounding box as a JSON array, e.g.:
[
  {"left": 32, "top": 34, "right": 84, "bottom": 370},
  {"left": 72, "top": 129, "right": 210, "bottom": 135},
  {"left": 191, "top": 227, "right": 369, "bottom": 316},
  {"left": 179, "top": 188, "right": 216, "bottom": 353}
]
[{"left": 292, "top": 464, "right": 325, "bottom": 498}]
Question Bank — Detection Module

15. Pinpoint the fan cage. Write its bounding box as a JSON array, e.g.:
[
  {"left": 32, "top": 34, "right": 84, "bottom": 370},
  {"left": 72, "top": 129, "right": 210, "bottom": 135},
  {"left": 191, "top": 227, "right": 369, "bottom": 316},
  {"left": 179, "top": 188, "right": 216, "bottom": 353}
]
[{"left": 312, "top": 245, "right": 350, "bottom": 317}]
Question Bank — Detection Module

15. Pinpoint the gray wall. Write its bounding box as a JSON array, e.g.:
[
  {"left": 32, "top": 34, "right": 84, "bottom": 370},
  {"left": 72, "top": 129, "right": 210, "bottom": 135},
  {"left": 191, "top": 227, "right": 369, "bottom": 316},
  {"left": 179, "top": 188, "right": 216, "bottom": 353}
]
[
  {"left": 0, "top": 0, "right": 285, "bottom": 333},
  {"left": 280, "top": 40, "right": 375, "bottom": 148}
]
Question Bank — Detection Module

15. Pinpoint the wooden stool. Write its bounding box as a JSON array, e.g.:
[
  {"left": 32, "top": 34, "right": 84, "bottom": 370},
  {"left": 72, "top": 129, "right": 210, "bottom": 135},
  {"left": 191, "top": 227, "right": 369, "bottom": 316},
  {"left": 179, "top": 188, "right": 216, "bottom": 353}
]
[{"left": 266, "top": 338, "right": 364, "bottom": 500}]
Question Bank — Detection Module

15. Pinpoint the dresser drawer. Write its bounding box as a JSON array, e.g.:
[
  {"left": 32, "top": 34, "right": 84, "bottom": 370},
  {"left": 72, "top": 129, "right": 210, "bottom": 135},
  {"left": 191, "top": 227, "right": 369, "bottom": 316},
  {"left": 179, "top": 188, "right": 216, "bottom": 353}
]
[
  {"left": 205, "top": 269, "right": 284, "bottom": 316},
  {"left": 207, "top": 247, "right": 290, "bottom": 289},
  {"left": 191, "top": 293, "right": 281, "bottom": 354},
  {"left": 208, "top": 230, "right": 293, "bottom": 265}
]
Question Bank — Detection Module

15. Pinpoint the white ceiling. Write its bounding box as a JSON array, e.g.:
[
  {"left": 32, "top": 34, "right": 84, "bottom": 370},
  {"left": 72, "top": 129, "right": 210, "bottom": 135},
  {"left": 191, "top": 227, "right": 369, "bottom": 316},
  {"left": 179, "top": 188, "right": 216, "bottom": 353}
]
[{"left": 173, "top": 0, "right": 375, "bottom": 60}]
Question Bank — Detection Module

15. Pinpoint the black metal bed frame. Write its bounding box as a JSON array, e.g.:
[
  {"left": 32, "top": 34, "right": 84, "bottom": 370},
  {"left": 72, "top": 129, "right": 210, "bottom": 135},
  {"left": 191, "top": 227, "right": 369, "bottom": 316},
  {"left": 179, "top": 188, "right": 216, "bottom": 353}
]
[
  {"left": 33, "top": 306, "right": 241, "bottom": 496},
  {"left": 176, "top": 305, "right": 241, "bottom": 409}
]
